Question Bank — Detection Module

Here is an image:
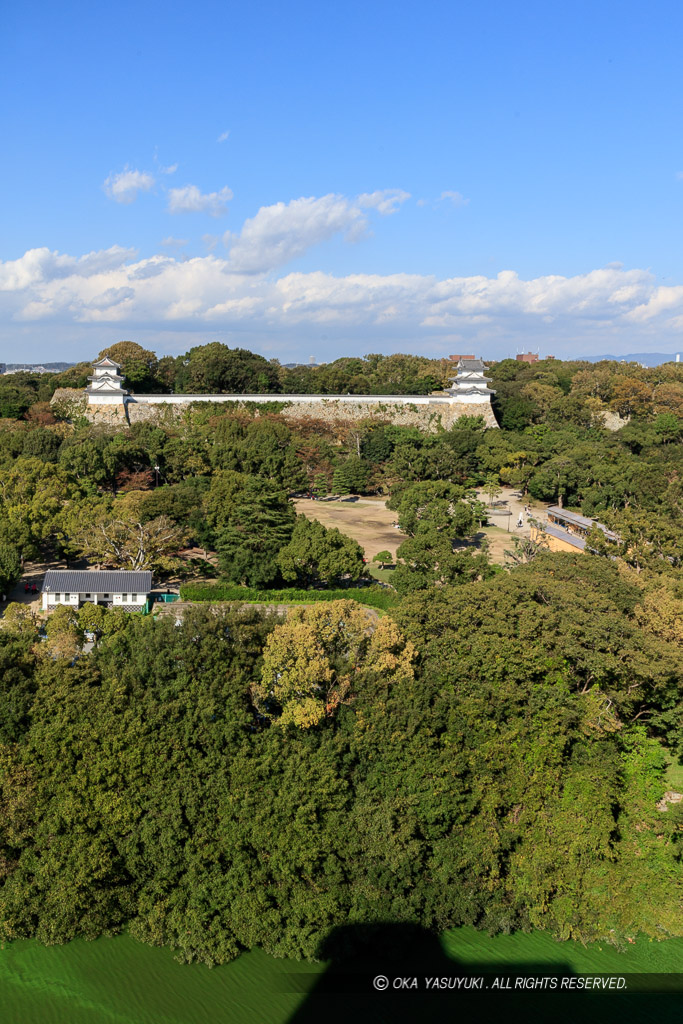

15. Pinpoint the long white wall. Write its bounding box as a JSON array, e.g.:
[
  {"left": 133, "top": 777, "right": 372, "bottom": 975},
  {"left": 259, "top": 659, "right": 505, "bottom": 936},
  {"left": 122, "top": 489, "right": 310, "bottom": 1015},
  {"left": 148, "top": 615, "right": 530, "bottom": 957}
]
[{"left": 121, "top": 392, "right": 491, "bottom": 407}]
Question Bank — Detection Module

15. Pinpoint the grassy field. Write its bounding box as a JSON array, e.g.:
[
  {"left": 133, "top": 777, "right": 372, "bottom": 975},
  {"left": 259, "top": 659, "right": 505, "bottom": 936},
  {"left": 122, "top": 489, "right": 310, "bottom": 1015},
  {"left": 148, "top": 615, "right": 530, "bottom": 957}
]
[
  {"left": 664, "top": 751, "right": 683, "bottom": 792},
  {"left": 1, "top": 927, "right": 681, "bottom": 1024},
  {"left": 367, "top": 564, "right": 396, "bottom": 585}
]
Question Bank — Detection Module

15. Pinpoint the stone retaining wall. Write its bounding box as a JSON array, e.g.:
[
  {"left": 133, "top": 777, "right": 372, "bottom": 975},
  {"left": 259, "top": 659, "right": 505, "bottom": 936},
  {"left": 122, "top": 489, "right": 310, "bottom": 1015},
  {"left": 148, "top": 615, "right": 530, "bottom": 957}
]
[{"left": 52, "top": 389, "right": 499, "bottom": 431}]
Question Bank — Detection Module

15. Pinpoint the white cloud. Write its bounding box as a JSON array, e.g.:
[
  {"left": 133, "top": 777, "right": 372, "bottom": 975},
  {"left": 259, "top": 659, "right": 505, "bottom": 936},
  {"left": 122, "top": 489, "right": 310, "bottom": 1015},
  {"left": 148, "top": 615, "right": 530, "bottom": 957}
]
[
  {"left": 161, "top": 237, "right": 188, "bottom": 248},
  {"left": 0, "top": 246, "right": 136, "bottom": 291},
  {"left": 5, "top": 194, "right": 683, "bottom": 357},
  {"left": 167, "top": 184, "right": 233, "bottom": 216},
  {"left": 159, "top": 163, "right": 178, "bottom": 175},
  {"left": 4, "top": 242, "right": 682, "bottom": 361},
  {"left": 357, "top": 189, "right": 411, "bottom": 214},
  {"left": 224, "top": 194, "right": 365, "bottom": 274},
  {"left": 439, "top": 190, "right": 469, "bottom": 207},
  {"left": 103, "top": 167, "right": 156, "bottom": 204},
  {"left": 224, "top": 191, "right": 410, "bottom": 274},
  {"left": 217, "top": 130, "right": 230, "bottom": 143}
]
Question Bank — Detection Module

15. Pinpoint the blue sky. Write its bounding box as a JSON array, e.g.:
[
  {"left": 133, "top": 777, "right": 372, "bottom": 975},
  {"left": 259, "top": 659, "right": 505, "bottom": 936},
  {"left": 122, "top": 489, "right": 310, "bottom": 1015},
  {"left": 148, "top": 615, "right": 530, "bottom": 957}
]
[{"left": 1, "top": 0, "right": 683, "bottom": 363}]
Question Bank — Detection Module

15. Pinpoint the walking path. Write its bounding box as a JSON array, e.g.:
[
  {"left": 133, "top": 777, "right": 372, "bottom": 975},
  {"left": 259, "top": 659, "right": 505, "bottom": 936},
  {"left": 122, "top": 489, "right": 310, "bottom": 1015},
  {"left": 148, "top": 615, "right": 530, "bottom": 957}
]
[{"left": 476, "top": 486, "right": 545, "bottom": 538}]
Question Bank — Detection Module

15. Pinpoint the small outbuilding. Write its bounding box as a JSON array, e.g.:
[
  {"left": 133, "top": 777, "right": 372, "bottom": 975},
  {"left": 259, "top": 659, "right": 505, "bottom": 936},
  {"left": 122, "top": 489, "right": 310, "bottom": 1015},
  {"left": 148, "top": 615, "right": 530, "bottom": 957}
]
[{"left": 41, "top": 570, "right": 152, "bottom": 612}]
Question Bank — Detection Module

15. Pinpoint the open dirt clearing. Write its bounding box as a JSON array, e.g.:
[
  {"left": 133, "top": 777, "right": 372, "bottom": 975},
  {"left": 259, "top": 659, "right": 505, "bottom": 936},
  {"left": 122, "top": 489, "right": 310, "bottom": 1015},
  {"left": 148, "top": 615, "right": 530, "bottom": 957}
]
[
  {"left": 297, "top": 487, "right": 546, "bottom": 566},
  {"left": 294, "top": 498, "right": 407, "bottom": 559}
]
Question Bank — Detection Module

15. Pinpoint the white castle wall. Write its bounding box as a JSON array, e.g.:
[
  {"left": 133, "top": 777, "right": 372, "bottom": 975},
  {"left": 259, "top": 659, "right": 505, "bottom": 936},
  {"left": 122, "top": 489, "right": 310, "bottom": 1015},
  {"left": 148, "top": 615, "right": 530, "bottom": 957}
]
[{"left": 122, "top": 392, "right": 492, "bottom": 407}]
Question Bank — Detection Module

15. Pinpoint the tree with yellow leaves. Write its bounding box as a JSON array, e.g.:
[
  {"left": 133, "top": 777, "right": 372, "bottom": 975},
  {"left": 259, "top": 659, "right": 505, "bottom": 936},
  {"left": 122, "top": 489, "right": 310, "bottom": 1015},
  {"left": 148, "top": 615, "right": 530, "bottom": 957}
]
[{"left": 253, "top": 600, "right": 415, "bottom": 728}]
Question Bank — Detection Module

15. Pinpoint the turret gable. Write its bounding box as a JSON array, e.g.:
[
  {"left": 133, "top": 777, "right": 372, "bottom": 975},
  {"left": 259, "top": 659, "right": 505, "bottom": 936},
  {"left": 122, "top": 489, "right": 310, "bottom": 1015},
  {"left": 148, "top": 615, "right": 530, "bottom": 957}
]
[{"left": 92, "top": 356, "right": 122, "bottom": 369}]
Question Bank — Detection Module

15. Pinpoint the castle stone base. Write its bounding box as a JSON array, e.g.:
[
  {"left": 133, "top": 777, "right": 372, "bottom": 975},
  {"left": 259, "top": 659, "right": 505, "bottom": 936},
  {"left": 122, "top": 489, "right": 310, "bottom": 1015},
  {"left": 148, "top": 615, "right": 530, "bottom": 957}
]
[{"left": 51, "top": 388, "right": 499, "bottom": 432}]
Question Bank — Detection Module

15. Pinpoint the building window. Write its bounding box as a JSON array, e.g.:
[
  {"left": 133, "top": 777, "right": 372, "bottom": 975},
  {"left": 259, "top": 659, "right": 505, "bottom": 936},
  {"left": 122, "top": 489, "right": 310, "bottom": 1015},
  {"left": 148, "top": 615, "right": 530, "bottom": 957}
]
[
  {"left": 64, "top": 593, "right": 70, "bottom": 600},
  {"left": 85, "top": 593, "right": 91, "bottom": 598},
  {"left": 103, "top": 593, "right": 110, "bottom": 598}
]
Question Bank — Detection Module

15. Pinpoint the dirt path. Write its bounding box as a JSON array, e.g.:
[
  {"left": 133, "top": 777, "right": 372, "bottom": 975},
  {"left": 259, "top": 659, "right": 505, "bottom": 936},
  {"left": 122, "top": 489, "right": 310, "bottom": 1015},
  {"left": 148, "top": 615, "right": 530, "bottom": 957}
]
[
  {"left": 471, "top": 487, "right": 547, "bottom": 563},
  {"left": 2, "top": 558, "right": 62, "bottom": 616}
]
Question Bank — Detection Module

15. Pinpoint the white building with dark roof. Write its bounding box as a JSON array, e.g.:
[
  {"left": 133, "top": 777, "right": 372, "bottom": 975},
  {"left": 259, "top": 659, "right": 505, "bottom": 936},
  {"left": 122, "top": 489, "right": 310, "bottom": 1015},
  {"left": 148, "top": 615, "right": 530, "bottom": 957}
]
[
  {"left": 445, "top": 358, "right": 496, "bottom": 403},
  {"left": 86, "top": 357, "right": 129, "bottom": 405},
  {"left": 41, "top": 570, "right": 152, "bottom": 612}
]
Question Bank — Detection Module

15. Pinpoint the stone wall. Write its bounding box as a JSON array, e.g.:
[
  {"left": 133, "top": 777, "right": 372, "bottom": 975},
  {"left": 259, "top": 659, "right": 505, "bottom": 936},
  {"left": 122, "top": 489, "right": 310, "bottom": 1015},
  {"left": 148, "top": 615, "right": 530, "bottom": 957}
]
[
  {"left": 52, "top": 389, "right": 499, "bottom": 431},
  {"left": 272, "top": 398, "right": 499, "bottom": 430}
]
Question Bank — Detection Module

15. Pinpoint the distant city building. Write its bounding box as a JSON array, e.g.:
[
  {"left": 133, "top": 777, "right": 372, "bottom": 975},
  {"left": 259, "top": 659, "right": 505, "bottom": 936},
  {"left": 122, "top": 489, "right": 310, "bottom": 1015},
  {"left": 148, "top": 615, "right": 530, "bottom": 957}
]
[
  {"left": 448, "top": 353, "right": 475, "bottom": 362},
  {"left": 514, "top": 352, "right": 555, "bottom": 363},
  {"left": 41, "top": 570, "right": 152, "bottom": 612},
  {"left": 3, "top": 364, "right": 59, "bottom": 374}
]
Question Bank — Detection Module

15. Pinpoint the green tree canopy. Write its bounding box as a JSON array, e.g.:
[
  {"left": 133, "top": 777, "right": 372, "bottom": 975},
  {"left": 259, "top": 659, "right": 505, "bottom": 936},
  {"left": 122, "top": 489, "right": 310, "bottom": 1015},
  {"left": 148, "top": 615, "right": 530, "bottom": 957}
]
[
  {"left": 173, "top": 343, "right": 280, "bottom": 395},
  {"left": 388, "top": 480, "right": 478, "bottom": 537},
  {"left": 277, "top": 515, "right": 367, "bottom": 587},
  {"left": 0, "top": 542, "right": 21, "bottom": 595},
  {"left": 98, "top": 341, "right": 162, "bottom": 393},
  {"left": 202, "top": 470, "right": 296, "bottom": 587}
]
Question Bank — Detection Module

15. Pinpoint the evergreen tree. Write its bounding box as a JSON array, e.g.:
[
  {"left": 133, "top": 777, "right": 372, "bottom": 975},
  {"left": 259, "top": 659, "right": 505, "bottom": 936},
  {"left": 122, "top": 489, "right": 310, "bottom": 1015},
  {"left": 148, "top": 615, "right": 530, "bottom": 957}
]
[
  {"left": 277, "top": 515, "right": 367, "bottom": 587},
  {"left": 203, "top": 471, "right": 296, "bottom": 587},
  {"left": 0, "top": 542, "right": 21, "bottom": 596}
]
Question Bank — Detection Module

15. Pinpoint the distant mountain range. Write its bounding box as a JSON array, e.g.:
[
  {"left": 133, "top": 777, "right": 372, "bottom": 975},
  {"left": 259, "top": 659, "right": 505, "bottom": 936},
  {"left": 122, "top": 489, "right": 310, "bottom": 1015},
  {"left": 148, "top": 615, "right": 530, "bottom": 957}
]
[{"left": 584, "top": 352, "right": 681, "bottom": 367}]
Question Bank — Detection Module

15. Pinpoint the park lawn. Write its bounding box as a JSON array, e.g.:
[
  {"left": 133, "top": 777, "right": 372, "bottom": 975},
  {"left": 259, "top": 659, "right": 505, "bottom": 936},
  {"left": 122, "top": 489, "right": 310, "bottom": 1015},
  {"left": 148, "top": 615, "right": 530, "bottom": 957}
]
[
  {"left": 367, "top": 564, "right": 396, "bottom": 585},
  {"left": 664, "top": 751, "right": 683, "bottom": 792}
]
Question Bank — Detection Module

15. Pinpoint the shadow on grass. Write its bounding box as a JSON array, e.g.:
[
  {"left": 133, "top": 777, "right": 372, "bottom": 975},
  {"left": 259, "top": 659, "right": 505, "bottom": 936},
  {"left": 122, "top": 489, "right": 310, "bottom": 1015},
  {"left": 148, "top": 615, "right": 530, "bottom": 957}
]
[{"left": 286, "top": 922, "right": 678, "bottom": 1024}]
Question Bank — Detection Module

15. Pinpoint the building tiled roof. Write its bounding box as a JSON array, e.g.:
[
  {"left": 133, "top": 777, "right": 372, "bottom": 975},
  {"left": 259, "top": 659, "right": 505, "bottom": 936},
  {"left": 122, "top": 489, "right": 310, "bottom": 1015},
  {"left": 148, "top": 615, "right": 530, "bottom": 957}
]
[
  {"left": 547, "top": 506, "right": 618, "bottom": 541},
  {"left": 458, "top": 358, "right": 487, "bottom": 371},
  {"left": 42, "top": 570, "right": 152, "bottom": 593},
  {"left": 92, "top": 357, "right": 122, "bottom": 368},
  {"left": 545, "top": 524, "right": 587, "bottom": 550}
]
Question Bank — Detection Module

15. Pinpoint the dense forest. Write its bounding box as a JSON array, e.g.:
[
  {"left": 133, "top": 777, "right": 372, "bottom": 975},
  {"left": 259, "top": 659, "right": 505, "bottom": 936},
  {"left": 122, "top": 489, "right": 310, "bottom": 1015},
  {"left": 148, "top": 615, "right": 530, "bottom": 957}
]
[{"left": 0, "top": 341, "right": 681, "bottom": 964}]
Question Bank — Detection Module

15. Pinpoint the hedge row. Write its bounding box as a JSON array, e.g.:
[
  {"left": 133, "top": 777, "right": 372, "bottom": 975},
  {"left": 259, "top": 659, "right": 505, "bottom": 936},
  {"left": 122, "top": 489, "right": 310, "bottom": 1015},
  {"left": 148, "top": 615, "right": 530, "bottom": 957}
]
[{"left": 178, "top": 583, "right": 398, "bottom": 610}]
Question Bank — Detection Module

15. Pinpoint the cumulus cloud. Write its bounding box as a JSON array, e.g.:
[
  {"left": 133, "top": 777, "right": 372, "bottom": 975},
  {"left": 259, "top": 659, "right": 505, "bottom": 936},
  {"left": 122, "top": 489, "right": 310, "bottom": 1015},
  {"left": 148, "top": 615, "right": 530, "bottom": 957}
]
[
  {"left": 225, "top": 194, "right": 364, "bottom": 273},
  {"left": 0, "top": 246, "right": 136, "bottom": 291},
  {"left": 4, "top": 243, "right": 683, "bottom": 361},
  {"left": 167, "top": 184, "right": 233, "bottom": 216},
  {"left": 103, "top": 168, "right": 156, "bottom": 204},
  {"left": 224, "top": 191, "right": 410, "bottom": 274}
]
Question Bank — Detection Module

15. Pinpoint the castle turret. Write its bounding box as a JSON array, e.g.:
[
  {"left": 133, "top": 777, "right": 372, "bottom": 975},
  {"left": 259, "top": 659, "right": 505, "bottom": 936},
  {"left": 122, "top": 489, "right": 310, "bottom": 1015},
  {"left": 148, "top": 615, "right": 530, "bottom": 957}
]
[
  {"left": 86, "top": 357, "right": 128, "bottom": 405},
  {"left": 445, "top": 357, "right": 496, "bottom": 404}
]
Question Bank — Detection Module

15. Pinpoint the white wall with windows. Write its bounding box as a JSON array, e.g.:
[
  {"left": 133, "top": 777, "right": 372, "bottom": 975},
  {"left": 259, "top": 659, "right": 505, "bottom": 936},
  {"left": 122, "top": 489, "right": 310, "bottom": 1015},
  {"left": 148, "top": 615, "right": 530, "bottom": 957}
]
[{"left": 42, "top": 591, "right": 146, "bottom": 611}]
